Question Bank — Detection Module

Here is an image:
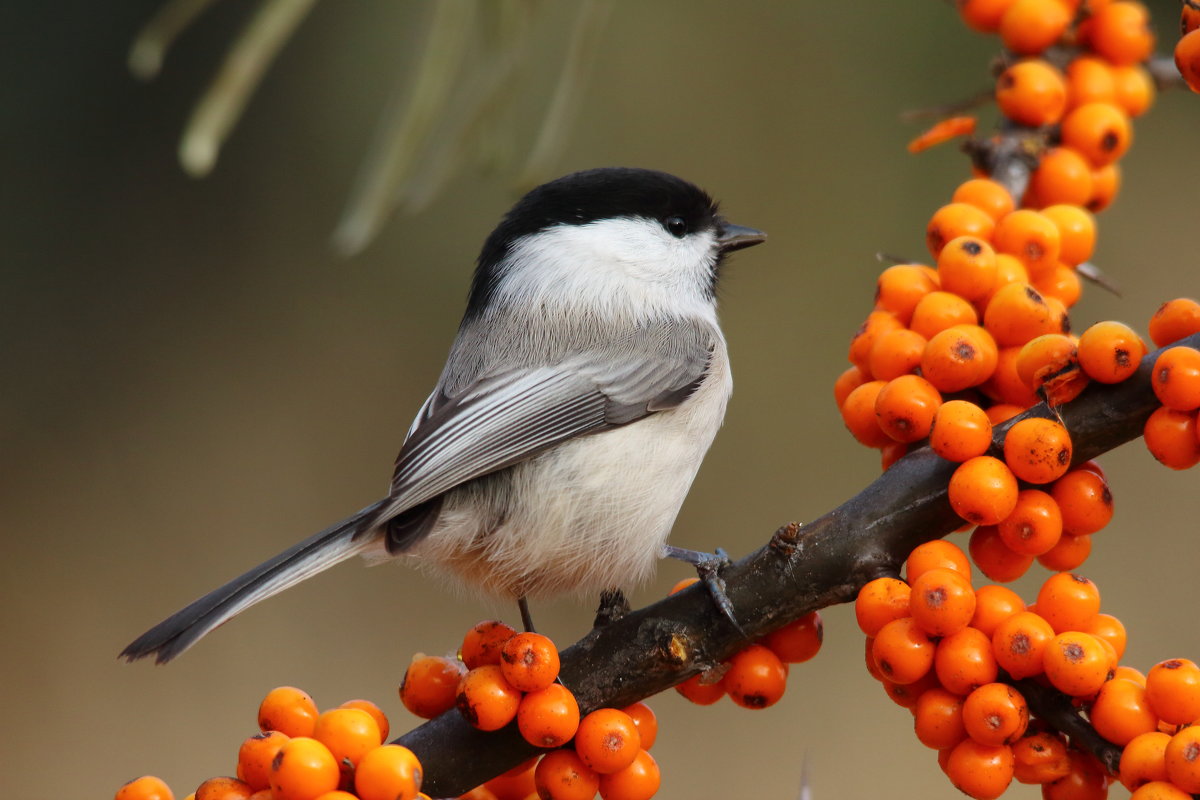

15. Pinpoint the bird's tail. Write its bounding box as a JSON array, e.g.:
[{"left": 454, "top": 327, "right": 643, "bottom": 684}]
[{"left": 120, "top": 500, "right": 388, "bottom": 664}]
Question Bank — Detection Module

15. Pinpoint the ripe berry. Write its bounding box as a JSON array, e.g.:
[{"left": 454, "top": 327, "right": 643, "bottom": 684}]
[
  {"left": 945, "top": 737, "right": 1015, "bottom": 800},
  {"left": 455, "top": 665, "right": 521, "bottom": 731},
  {"left": 1043, "top": 631, "right": 1111, "bottom": 697},
  {"left": 855, "top": 577, "right": 912, "bottom": 636},
  {"left": 1003, "top": 417, "right": 1073, "bottom": 484},
  {"left": 337, "top": 700, "right": 389, "bottom": 741},
  {"left": 312, "top": 707, "right": 382, "bottom": 770},
  {"left": 516, "top": 683, "right": 580, "bottom": 748},
  {"left": 1152, "top": 347, "right": 1200, "bottom": 411},
  {"left": 258, "top": 687, "right": 319, "bottom": 739},
  {"left": 1043, "top": 750, "right": 1110, "bottom": 800},
  {"left": 238, "top": 732, "right": 290, "bottom": 791},
  {"left": 116, "top": 776, "right": 174, "bottom": 800},
  {"left": 992, "top": 611, "right": 1054, "bottom": 679},
  {"left": 935, "top": 626, "right": 999, "bottom": 695},
  {"left": 993, "top": 210, "right": 1061, "bottom": 278},
  {"left": 1050, "top": 468, "right": 1113, "bottom": 535},
  {"left": 875, "top": 375, "right": 942, "bottom": 442},
  {"left": 1012, "top": 731, "right": 1070, "bottom": 784},
  {"left": 999, "top": 0, "right": 1070, "bottom": 55},
  {"left": 1143, "top": 406, "right": 1200, "bottom": 469},
  {"left": 1111, "top": 64, "right": 1156, "bottom": 116},
  {"left": 930, "top": 400, "right": 993, "bottom": 462},
  {"left": 1165, "top": 725, "right": 1200, "bottom": 793},
  {"left": 353, "top": 745, "right": 423, "bottom": 800},
  {"left": 841, "top": 380, "right": 891, "bottom": 448},
  {"left": 927, "top": 203, "right": 996, "bottom": 259},
  {"left": 834, "top": 365, "right": 868, "bottom": 408},
  {"left": 963, "top": 683, "right": 1029, "bottom": 746},
  {"left": 460, "top": 620, "right": 517, "bottom": 669},
  {"left": 597, "top": 749, "right": 660, "bottom": 800},
  {"left": 762, "top": 611, "right": 823, "bottom": 663},
  {"left": 949, "top": 456, "right": 1019, "bottom": 526},
  {"left": 722, "top": 643, "right": 789, "bottom": 709},
  {"left": 922, "top": 326, "right": 997, "bottom": 393},
  {"left": 674, "top": 672, "right": 725, "bottom": 705},
  {"left": 910, "top": 567, "right": 976, "bottom": 637},
  {"left": 1029, "top": 147, "right": 1094, "bottom": 207},
  {"left": 270, "top": 737, "right": 340, "bottom": 800},
  {"left": 1091, "top": 677, "right": 1158, "bottom": 746},
  {"left": 1130, "top": 781, "right": 1193, "bottom": 800},
  {"left": 911, "top": 291, "right": 979, "bottom": 340},
  {"left": 1121, "top": 731, "right": 1171, "bottom": 791},
  {"left": 869, "top": 328, "right": 927, "bottom": 381},
  {"left": 998, "top": 489, "right": 1062, "bottom": 555},
  {"left": 1149, "top": 298, "right": 1200, "bottom": 347},
  {"left": 1065, "top": 56, "right": 1117, "bottom": 110},
  {"left": 1078, "top": 320, "right": 1146, "bottom": 383},
  {"left": 996, "top": 59, "right": 1067, "bottom": 126},
  {"left": 938, "top": 236, "right": 998, "bottom": 301},
  {"left": 1090, "top": 1, "right": 1156, "bottom": 66},
  {"left": 914, "top": 688, "right": 967, "bottom": 750},
  {"left": 575, "top": 709, "right": 642, "bottom": 774},
  {"left": 400, "top": 655, "right": 466, "bottom": 719},
  {"left": 970, "top": 584, "right": 1025, "bottom": 638},
  {"left": 500, "top": 632, "right": 561, "bottom": 693},
  {"left": 1037, "top": 531, "right": 1093, "bottom": 571},
  {"left": 953, "top": 177, "right": 1015, "bottom": 221},
  {"left": 906, "top": 539, "right": 972, "bottom": 583},
  {"left": 534, "top": 749, "right": 600, "bottom": 800},
  {"left": 1146, "top": 659, "right": 1200, "bottom": 725},
  {"left": 969, "top": 525, "right": 1034, "bottom": 582},
  {"left": 194, "top": 777, "right": 252, "bottom": 800},
  {"left": 1040, "top": 205, "right": 1097, "bottom": 267},
  {"left": 875, "top": 264, "right": 939, "bottom": 325},
  {"left": 1037, "top": 572, "right": 1100, "bottom": 633},
  {"left": 622, "top": 702, "right": 658, "bottom": 750},
  {"left": 873, "top": 617, "right": 935, "bottom": 685},
  {"left": 984, "top": 283, "right": 1067, "bottom": 347}
]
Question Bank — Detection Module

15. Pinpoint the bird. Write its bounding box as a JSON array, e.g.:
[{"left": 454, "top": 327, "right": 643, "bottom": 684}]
[{"left": 121, "top": 166, "right": 765, "bottom": 663}]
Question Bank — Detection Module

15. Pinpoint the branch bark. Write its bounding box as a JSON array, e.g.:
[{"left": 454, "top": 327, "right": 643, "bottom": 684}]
[{"left": 396, "top": 332, "right": 1200, "bottom": 797}]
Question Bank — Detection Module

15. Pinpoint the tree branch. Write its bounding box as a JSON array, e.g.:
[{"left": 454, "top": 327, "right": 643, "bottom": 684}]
[{"left": 396, "top": 332, "right": 1198, "bottom": 797}]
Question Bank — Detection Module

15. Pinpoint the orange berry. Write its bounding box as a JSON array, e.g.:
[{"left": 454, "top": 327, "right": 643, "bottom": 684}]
[
  {"left": 881, "top": 439, "right": 908, "bottom": 471},
  {"left": 939, "top": 236, "right": 998, "bottom": 301},
  {"left": 1146, "top": 659, "right": 1200, "bottom": 725},
  {"left": 517, "top": 683, "right": 580, "bottom": 748},
  {"left": 674, "top": 672, "right": 725, "bottom": 705},
  {"left": 841, "top": 380, "right": 891, "bottom": 448},
  {"left": 622, "top": 702, "right": 658, "bottom": 750},
  {"left": 1090, "top": 1, "right": 1156, "bottom": 66},
  {"left": 984, "top": 346, "right": 1040, "bottom": 407},
  {"left": 1003, "top": 417, "right": 1073, "bottom": 484},
  {"left": 907, "top": 539, "right": 972, "bottom": 582},
  {"left": 1043, "top": 750, "right": 1110, "bottom": 800},
  {"left": 1043, "top": 631, "right": 1111, "bottom": 696},
  {"left": 1152, "top": 347, "right": 1200, "bottom": 411},
  {"left": 931, "top": 400, "right": 994, "bottom": 462},
  {"left": 723, "top": 643, "right": 789, "bottom": 709},
  {"left": 597, "top": 749, "right": 660, "bottom": 800},
  {"left": 1012, "top": 730, "right": 1071, "bottom": 784},
  {"left": 1120, "top": 731, "right": 1171, "bottom": 791},
  {"left": 855, "top": 577, "right": 912, "bottom": 637},
  {"left": 534, "top": 749, "right": 600, "bottom": 800},
  {"left": 238, "top": 731, "right": 290, "bottom": 791},
  {"left": 849, "top": 310, "right": 904, "bottom": 374},
  {"left": 969, "top": 525, "right": 1034, "bottom": 582},
  {"left": 763, "top": 610, "right": 823, "bottom": 663},
  {"left": 1111, "top": 64, "right": 1155, "bottom": 116},
  {"left": 400, "top": 655, "right": 466, "bottom": 719},
  {"left": 500, "top": 632, "right": 561, "bottom": 693},
  {"left": 1149, "top": 298, "right": 1200, "bottom": 347},
  {"left": 270, "top": 737, "right": 340, "bottom": 800},
  {"left": 1051, "top": 468, "right": 1113, "bottom": 536},
  {"left": 460, "top": 620, "right": 517, "bottom": 669},
  {"left": 985, "top": 254, "right": 1030, "bottom": 306},
  {"left": 936, "top": 625, "right": 999, "bottom": 695},
  {"left": 984, "top": 283, "right": 1067, "bottom": 347},
  {"left": 946, "top": 738, "right": 1015, "bottom": 800},
  {"left": 1040, "top": 205, "right": 1096, "bottom": 267},
  {"left": 1065, "top": 56, "right": 1117, "bottom": 109},
  {"left": 959, "top": 0, "right": 1017, "bottom": 32},
  {"left": 116, "top": 776, "right": 175, "bottom": 800},
  {"left": 484, "top": 758, "right": 537, "bottom": 800},
  {"left": 834, "top": 364, "right": 868, "bottom": 408},
  {"left": 313, "top": 708, "right": 382, "bottom": 770},
  {"left": 864, "top": 635, "right": 884, "bottom": 681},
  {"left": 258, "top": 687, "right": 318, "bottom": 739},
  {"left": 872, "top": 617, "right": 935, "bottom": 685},
  {"left": 195, "top": 778, "right": 252, "bottom": 800},
  {"left": 1032, "top": 265, "right": 1081, "bottom": 313},
  {"left": 996, "top": 59, "right": 1067, "bottom": 126},
  {"left": 1165, "top": 725, "right": 1200, "bottom": 793},
  {"left": 456, "top": 665, "right": 521, "bottom": 731},
  {"left": 1016, "top": 333, "right": 1083, "bottom": 399},
  {"left": 993, "top": 211, "right": 1061, "bottom": 278},
  {"left": 954, "top": 177, "right": 1016, "bottom": 221},
  {"left": 1088, "top": 162, "right": 1121, "bottom": 211},
  {"left": 914, "top": 688, "right": 967, "bottom": 750},
  {"left": 1186, "top": 0, "right": 1200, "bottom": 35},
  {"left": 998, "top": 489, "right": 1062, "bottom": 555},
  {"left": 882, "top": 668, "right": 941, "bottom": 710},
  {"left": 922, "top": 325, "right": 997, "bottom": 393},
  {"left": 1091, "top": 678, "right": 1159, "bottom": 746},
  {"left": 875, "top": 264, "right": 939, "bottom": 325},
  {"left": 1131, "top": 781, "right": 1193, "bottom": 800},
  {"left": 910, "top": 567, "right": 977, "bottom": 637},
  {"left": 338, "top": 700, "right": 389, "bottom": 742},
  {"left": 1037, "top": 572, "right": 1101, "bottom": 633},
  {"left": 911, "top": 290, "right": 980, "bottom": 340},
  {"left": 1144, "top": 406, "right": 1200, "bottom": 469},
  {"left": 1078, "top": 320, "right": 1146, "bottom": 383},
  {"left": 1061, "top": 102, "right": 1133, "bottom": 168},
  {"left": 311, "top": 793, "right": 357, "bottom": 800},
  {"left": 354, "top": 745, "right": 422, "bottom": 800},
  {"left": 992, "top": 611, "right": 1055, "bottom": 679},
  {"left": 950, "top": 456, "right": 1019, "bottom": 526},
  {"left": 971, "top": 584, "right": 1026, "bottom": 638},
  {"left": 1029, "top": 148, "right": 1094, "bottom": 208},
  {"left": 1000, "top": 0, "right": 1070, "bottom": 55},
  {"left": 575, "top": 709, "right": 642, "bottom": 774},
  {"left": 963, "top": 683, "right": 1029, "bottom": 746},
  {"left": 927, "top": 203, "right": 996, "bottom": 259},
  {"left": 875, "top": 374, "right": 942, "bottom": 442},
  {"left": 1037, "top": 531, "right": 1093, "bottom": 571}
]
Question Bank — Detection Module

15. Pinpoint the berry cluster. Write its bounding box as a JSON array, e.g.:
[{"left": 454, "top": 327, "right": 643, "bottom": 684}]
[{"left": 1145, "top": 299, "right": 1200, "bottom": 469}]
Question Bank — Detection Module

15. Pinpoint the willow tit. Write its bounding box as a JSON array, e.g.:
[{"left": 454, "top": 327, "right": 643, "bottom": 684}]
[{"left": 122, "top": 167, "right": 765, "bottom": 663}]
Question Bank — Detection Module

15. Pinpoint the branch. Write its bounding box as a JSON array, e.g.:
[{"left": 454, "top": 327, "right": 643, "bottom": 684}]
[
  {"left": 1015, "top": 679, "right": 1123, "bottom": 774},
  {"left": 396, "top": 331, "right": 1200, "bottom": 797}
]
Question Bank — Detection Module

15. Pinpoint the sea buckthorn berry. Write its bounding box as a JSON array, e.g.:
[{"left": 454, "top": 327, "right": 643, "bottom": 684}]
[
  {"left": 675, "top": 672, "right": 725, "bottom": 705},
  {"left": 938, "top": 236, "right": 998, "bottom": 301},
  {"left": 1037, "top": 572, "right": 1100, "bottom": 633},
  {"left": 1152, "top": 347, "right": 1200, "bottom": 411},
  {"left": 1165, "top": 725, "right": 1200, "bottom": 792},
  {"left": 1090, "top": 0, "right": 1156, "bottom": 66},
  {"left": 1082, "top": 613, "right": 1127, "bottom": 661},
  {"left": 1043, "top": 631, "right": 1111, "bottom": 696},
  {"left": 313, "top": 708, "right": 382, "bottom": 770},
  {"left": 1016, "top": 333, "right": 1082, "bottom": 399},
  {"left": 954, "top": 177, "right": 1016, "bottom": 221},
  {"left": 1051, "top": 469, "right": 1112, "bottom": 536},
  {"left": 855, "top": 577, "right": 912, "bottom": 636},
  {"left": 1186, "top": 0, "right": 1200, "bottom": 34},
  {"left": 996, "top": 59, "right": 1067, "bottom": 126},
  {"left": 1131, "top": 782, "right": 1193, "bottom": 800},
  {"left": 1040, "top": 205, "right": 1097, "bottom": 267},
  {"left": 869, "top": 329, "right": 928, "bottom": 382},
  {"left": 258, "top": 687, "right": 318, "bottom": 739},
  {"left": 876, "top": 264, "right": 939, "bottom": 325},
  {"left": 1061, "top": 102, "right": 1133, "bottom": 168},
  {"left": 881, "top": 440, "right": 908, "bottom": 471},
  {"left": 841, "top": 380, "right": 891, "bottom": 448},
  {"left": 461, "top": 620, "right": 517, "bottom": 669},
  {"left": 971, "top": 585, "right": 1026, "bottom": 638},
  {"left": 914, "top": 688, "right": 967, "bottom": 750},
  {"left": 963, "top": 683, "right": 1029, "bottom": 746},
  {"left": 763, "top": 610, "right": 823, "bottom": 663},
  {"left": 946, "top": 738, "right": 1015, "bottom": 800},
  {"left": 931, "top": 400, "right": 993, "bottom": 462},
  {"left": 576, "top": 709, "right": 642, "bottom": 774},
  {"left": 993, "top": 211, "right": 1060, "bottom": 278},
  {"left": 986, "top": 254, "right": 1030, "bottom": 304},
  {"left": 1121, "top": 731, "right": 1171, "bottom": 791},
  {"left": 535, "top": 749, "right": 600, "bottom": 800},
  {"left": 998, "top": 489, "right": 1062, "bottom": 555},
  {"left": 517, "top": 683, "right": 580, "bottom": 748},
  {"left": 1065, "top": 56, "right": 1116, "bottom": 109},
  {"left": 1149, "top": 298, "right": 1200, "bottom": 347},
  {"left": 910, "top": 567, "right": 976, "bottom": 637},
  {"left": 958, "top": 0, "right": 1017, "bottom": 32},
  {"left": 1111, "top": 64, "right": 1155, "bottom": 116},
  {"left": 864, "top": 636, "right": 884, "bottom": 681},
  {"left": 999, "top": 0, "right": 1070, "bottom": 55},
  {"left": 834, "top": 365, "right": 867, "bottom": 408},
  {"left": 906, "top": 539, "right": 972, "bottom": 583},
  {"left": 1028, "top": 148, "right": 1094, "bottom": 208},
  {"left": 992, "top": 611, "right": 1055, "bottom": 679},
  {"left": 723, "top": 643, "right": 788, "bottom": 709},
  {"left": 1078, "top": 320, "right": 1146, "bottom": 383},
  {"left": 984, "top": 283, "right": 1066, "bottom": 347},
  {"left": 1091, "top": 678, "right": 1159, "bottom": 746},
  {"left": 910, "top": 291, "right": 980, "bottom": 341},
  {"left": 923, "top": 325, "right": 997, "bottom": 393},
  {"left": 969, "top": 525, "right": 1034, "bottom": 582},
  {"left": 484, "top": 758, "right": 537, "bottom": 800},
  {"left": 983, "top": 346, "right": 1038, "bottom": 407},
  {"left": 354, "top": 745, "right": 422, "bottom": 800},
  {"left": 1088, "top": 162, "right": 1121, "bottom": 211},
  {"left": 401, "top": 655, "right": 466, "bottom": 719},
  {"left": 1143, "top": 406, "right": 1200, "bottom": 469},
  {"left": 1146, "top": 659, "right": 1200, "bottom": 725},
  {"left": 270, "top": 737, "right": 340, "bottom": 800},
  {"left": 876, "top": 374, "right": 942, "bottom": 442},
  {"left": 311, "top": 792, "right": 356, "bottom": 800},
  {"left": 949, "top": 456, "right": 1019, "bottom": 526},
  {"left": 849, "top": 310, "right": 903, "bottom": 374},
  {"left": 1003, "top": 417, "right": 1073, "bottom": 484},
  {"left": 1033, "top": 264, "right": 1082, "bottom": 311},
  {"left": 238, "top": 731, "right": 290, "bottom": 791},
  {"left": 598, "top": 749, "right": 660, "bottom": 800},
  {"left": 1043, "top": 750, "right": 1110, "bottom": 800},
  {"left": 927, "top": 203, "right": 996, "bottom": 259},
  {"left": 195, "top": 778, "right": 252, "bottom": 800},
  {"left": 1012, "top": 731, "right": 1070, "bottom": 784},
  {"left": 622, "top": 702, "right": 658, "bottom": 750},
  {"left": 1037, "top": 531, "right": 1092, "bottom": 571},
  {"left": 456, "top": 665, "right": 521, "bottom": 731},
  {"left": 872, "top": 617, "right": 936, "bottom": 684},
  {"left": 116, "top": 776, "right": 175, "bottom": 800},
  {"left": 500, "top": 632, "right": 561, "bottom": 693},
  {"left": 882, "top": 669, "right": 941, "bottom": 709},
  {"left": 936, "top": 626, "right": 999, "bottom": 695},
  {"left": 338, "top": 700, "right": 388, "bottom": 741}
]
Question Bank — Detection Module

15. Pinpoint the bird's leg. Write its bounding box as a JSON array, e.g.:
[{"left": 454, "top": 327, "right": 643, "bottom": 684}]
[
  {"left": 593, "top": 587, "right": 630, "bottom": 627},
  {"left": 662, "top": 544, "right": 745, "bottom": 635},
  {"left": 517, "top": 595, "right": 537, "bottom": 633}
]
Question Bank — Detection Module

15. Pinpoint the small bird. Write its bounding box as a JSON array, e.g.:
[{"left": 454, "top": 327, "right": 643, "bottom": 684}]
[{"left": 122, "top": 167, "right": 765, "bottom": 663}]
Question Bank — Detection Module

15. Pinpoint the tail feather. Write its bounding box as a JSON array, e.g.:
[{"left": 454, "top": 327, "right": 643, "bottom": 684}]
[{"left": 121, "top": 500, "right": 387, "bottom": 664}]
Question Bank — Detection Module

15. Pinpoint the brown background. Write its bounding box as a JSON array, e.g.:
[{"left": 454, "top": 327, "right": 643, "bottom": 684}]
[{"left": 3, "top": 2, "right": 1198, "bottom": 798}]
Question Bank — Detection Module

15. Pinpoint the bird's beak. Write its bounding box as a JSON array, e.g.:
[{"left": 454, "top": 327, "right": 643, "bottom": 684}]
[{"left": 717, "top": 223, "right": 767, "bottom": 253}]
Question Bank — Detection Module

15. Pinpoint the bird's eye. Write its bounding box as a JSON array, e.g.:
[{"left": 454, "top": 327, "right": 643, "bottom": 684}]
[{"left": 664, "top": 216, "right": 688, "bottom": 238}]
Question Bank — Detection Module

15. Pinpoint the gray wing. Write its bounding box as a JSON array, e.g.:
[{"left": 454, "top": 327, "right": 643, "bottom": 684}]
[{"left": 369, "top": 318, "right": 719, "bottom": 550}]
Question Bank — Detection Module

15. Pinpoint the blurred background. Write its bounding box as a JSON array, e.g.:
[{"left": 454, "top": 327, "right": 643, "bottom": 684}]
[{"left": 3, "top": 2, "right": 1198, "bottom": 798}]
